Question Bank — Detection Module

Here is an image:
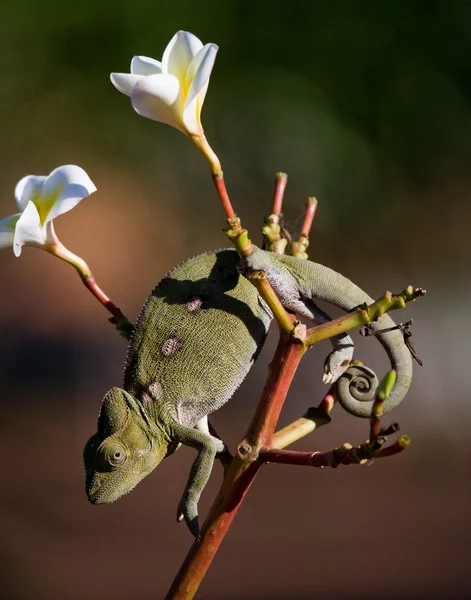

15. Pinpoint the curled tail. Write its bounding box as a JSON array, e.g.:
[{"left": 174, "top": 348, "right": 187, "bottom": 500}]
[{"left": 332, "top": 315, "right": 412, "bottom": 418}]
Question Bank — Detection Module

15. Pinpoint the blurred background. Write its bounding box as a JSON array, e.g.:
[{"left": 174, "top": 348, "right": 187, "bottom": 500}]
[{"left": 1, "top": 1, "right": 470, "bottom": 598}]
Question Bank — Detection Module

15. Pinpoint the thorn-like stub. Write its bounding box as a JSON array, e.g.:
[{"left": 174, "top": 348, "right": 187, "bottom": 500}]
[
  {"left": 237, "top": 442, "right": 258, "bottom": 462},
  {"left": 292, "top": 322, "right": 307, "bottom": 342},
  {"left": 246, "top": 269, "right": 266, "bottom": 281},
  {"left": 238, "top": 443, "right": 251, "bottom": 456},
  {"left": 276, "top": 171, "right": 288, "bottom": 180}
]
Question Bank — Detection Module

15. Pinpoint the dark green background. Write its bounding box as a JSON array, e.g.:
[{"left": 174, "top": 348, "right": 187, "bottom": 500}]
[{"left": 0, "top": 2, "right": 469, "bottom": 599}]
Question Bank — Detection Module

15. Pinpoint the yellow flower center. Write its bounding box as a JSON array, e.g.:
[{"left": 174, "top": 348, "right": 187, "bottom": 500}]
[{"left": 33, "top": 185, "right": 62, "bottom": 227}]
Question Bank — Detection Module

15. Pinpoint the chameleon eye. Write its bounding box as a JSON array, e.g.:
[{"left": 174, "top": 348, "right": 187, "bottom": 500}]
[{"left": 97, "top": 441, "right": 127, "bottom": 471}]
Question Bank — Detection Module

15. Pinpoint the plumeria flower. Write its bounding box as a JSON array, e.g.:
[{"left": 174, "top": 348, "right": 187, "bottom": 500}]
[
  {"left": 110, "top": 30, "right": 218, "bottom": 138},
  {"left": 0, "top": 165, "right": 96, "bottom": 257}
]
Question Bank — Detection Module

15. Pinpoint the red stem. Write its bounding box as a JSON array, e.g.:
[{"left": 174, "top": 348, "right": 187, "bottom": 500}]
[
  {"left": 259, "top": 445, "right": 364, "bottom": 468},
  {"left": 272, "top": 172, "right": 288, "bottom": 216},
  {"left": 245, "top": 332, "right": 304, "bottom": 447},
  {"left": 212, "top": 174, "right": 236, "bottom": 220},
  {"left": 300, "top": 198, "right": 318, "bottom": 238},
  {"left": 81, "top": 275, "right": 122, "bottom": 317}
]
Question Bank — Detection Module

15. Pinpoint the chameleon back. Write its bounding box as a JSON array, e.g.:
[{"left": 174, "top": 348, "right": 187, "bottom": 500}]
[{"left": 124, "top": 249, "right": 272, "bottom": 427}]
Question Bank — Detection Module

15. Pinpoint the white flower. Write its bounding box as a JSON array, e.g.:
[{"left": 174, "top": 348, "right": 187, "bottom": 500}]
[
  {"left": 0, "top": 165, "right": 96, "bottom": 257},
  {"left": 110, "top": 30, "right": 218, "bottom": 137}
]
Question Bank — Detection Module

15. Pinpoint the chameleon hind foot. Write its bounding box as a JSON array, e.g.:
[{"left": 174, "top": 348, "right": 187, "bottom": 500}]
[{"left": 322, "top": 348, "right": 353, "bottom": 385}]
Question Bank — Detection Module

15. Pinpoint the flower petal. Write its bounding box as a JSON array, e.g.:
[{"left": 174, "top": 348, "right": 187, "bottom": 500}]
[
  {"left": 13, "top": 201, "right": 44, "bottom": 257},
  {"left": 0, "top": 213, "right": 21, "bottom": 250},
  {"left": 40, "top": 165, "right": 96, "bottom": 224},
  {"left": 131, "top": 56, "right": 162, "bottom": 76},
  {"left": 162, "top": 31, "right": 203, "bottom": 82},
  {"left": 183, "top": 43, "right": 218, "bottom": 133},
  {"left": 15, "top": 175, "right": 47, "bottom": 212},
  {"left": 131, "top": 73, "right": 184, "bottom": 132},
  {"left": 110, "top": 72, "right": 143, "bottom": 96}
]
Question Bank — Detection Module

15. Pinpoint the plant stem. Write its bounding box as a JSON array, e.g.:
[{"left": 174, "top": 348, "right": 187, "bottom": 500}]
[
  {"left": 244, "top": 331, "right": 305, "bottom": 448},
  {"left": 190, "top": 133, "right": 237, "bottom": 220},
  {"left": 272, "top": 171, "right": 288, "bottom": 215},
  {"left": 212, "top": 173, "right": 236, "bottom": 220},
  {"left": 271, "top": 395, "right": 335, "bottom": 449},
  {"left": 305, "top": 288, "right": 425, "bottom": 347},
  {"left": 289, "top": 197, "right": 317, "bottom": 259},
  {"left": 46, "top": 232, "right": 133, "bottom": 337}
]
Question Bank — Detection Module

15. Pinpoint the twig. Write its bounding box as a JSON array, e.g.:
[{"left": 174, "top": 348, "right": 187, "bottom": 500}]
[
  {"left": 289, "top": 197, "right": 318, "bottom": 259},
  {"left": 48, "top": 234, "right": 133, "bottom": 339},
  {"left": 272, "top": 171, "right": 288, "bottom": 216},
  {"left": 305, "top": 287, "right": 426, "bottom": 347},
  {"left": 360, "top": 319, "right": 424, "bottom": 366},
  {"left": 258, "top": 438, "right": 408, "bottom": 467},
  {"left": 212, "top": 173, "right": 236, "bottom": 220},
  {"left": 271, "top": 393, "right": 335, "bottom": 450},
  {"left": 262, "top": 172, "right": 288, "bottom": 254}
]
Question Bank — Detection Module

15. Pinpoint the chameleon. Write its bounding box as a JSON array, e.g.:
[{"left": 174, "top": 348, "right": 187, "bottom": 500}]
[{"left": 84, "top": 246, "right": 412, "bottom": 537}]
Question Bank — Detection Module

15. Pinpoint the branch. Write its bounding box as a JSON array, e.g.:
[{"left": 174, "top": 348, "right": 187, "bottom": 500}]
[
  {"left": 305, "top": 286, "right": 426, "bottom": 347},
  {"left": 242, "top": 267, "right": 298, "bottom": 334},
  {"left": 271, "top": 393, "right": 335, "bottom": 449},
  {"left": 48, "top": 237, "right": 133, "bottom": 339},
  {"left": 262, "top": 172, "right": 289, "bottom": 254},
  {"left": 288, "top": 197, "right": 317, "bottom": 259},
  {"left": 258, "top": 436, "right": 410, "bottom": 467}
]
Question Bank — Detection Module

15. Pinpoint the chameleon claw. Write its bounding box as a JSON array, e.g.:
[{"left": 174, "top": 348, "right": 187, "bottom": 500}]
[
  {"left": 187, "top": 516, "right": 201, "bottom": 540},
  {"left": 177, "top": 498, "right": 201, "bottom": 538},
  {"left": 176, "top": 509, "right": 201, "bottom": 539},
  {"left": 323, "top": 349, "right": 353, "bottom": 385},
  {"left": 322, "top": 372, "right": 335, "bottom": 385}
]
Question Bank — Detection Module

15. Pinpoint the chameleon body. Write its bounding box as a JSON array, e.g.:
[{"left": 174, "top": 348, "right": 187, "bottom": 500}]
[{"left": 84, "top": 247, "right": 412, "bottom": 536}]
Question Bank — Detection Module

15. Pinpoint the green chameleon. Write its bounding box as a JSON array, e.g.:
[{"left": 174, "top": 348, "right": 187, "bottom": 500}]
[{"left": 84, "top": 246, "right": 412, "bottom": 536}]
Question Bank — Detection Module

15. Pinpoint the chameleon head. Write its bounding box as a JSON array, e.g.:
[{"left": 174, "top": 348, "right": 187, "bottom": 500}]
[{"left": 84, "top": 387, "right": 169, "bottom": 504}]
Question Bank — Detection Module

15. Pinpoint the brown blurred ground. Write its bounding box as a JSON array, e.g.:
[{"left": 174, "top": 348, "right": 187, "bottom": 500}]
[{"left": 1, "top": 2, "right": 471, "bottom": 599}]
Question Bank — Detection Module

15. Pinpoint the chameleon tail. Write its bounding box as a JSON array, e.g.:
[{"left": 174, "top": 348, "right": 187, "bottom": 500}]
[{"left": 333, "top": 314, "right": 412, "bottom": 418}]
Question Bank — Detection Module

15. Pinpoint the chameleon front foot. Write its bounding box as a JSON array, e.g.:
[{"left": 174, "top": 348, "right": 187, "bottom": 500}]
[{"left": 172, "top": 422, "right": 224, "bottom": 537}]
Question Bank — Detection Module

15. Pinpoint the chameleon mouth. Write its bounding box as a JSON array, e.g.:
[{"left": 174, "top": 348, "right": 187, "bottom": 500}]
[{"left": 85, "top": 458, "right": 139, "bottom": 505}]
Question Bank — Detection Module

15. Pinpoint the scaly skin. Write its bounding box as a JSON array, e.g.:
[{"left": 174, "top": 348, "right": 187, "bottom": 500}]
[{"left": 84, "top": 247, "right": 412, "bottom": 536}]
